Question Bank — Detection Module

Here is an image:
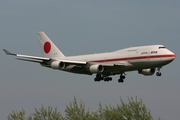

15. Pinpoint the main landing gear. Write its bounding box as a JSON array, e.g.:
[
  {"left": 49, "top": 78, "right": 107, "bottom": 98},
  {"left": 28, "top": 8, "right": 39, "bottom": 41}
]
[
  {"left": 156, "top": 67, "right": 162, "bottom": 76},
  {"left": 94, "top": 74, "right": 112, "bottom": 82},
  {"left": 118, "top": 73, "right": 126, "bottom": 83},
  {"left": 94, "top": 74, "right": 103, "bottom": 82},
  {"left": 94, "top": 73, "right": 126, "bottom": 83}
]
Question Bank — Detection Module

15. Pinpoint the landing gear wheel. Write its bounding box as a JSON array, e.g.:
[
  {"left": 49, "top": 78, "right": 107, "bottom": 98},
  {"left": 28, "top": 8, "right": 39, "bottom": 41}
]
[
  {"left": 104, "top": 77, "right": 112, "bottom": 82},
  {"left": 104, "top": 77, "right": 108, "bottom": 82},
  {"left": 94, "top": 74, "right": 102, "bottom": 82},
  {"left": 118, "top": 79, "right": 124, "bottom": 83},
  {"left": 118, "top": 72, "right": 126, "bottom": 83},
  {"left": 156, "top": 72, "right": 162, "bottom": 76},
  {"left": 94, "top": 78, "right": 100, "bottom": 82},
  {"left": 159, "top": 72, "right": 162, "bottom": 76},
  {"left": 121, "top": 75, "right": 125, "bottom": 79},
  {"left": 156, "top": 67, "right": 162, "bottom": 76}
]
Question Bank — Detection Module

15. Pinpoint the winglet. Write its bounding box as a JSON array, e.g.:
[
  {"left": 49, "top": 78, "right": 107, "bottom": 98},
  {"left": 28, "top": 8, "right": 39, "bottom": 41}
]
[{"left": 3, "top": 49, "right": 16, "bottom": 56}]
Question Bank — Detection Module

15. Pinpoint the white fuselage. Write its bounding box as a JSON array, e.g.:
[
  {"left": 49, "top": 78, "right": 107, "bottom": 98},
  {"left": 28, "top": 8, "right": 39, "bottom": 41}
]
[{"left": 56, "top": 45, "right": 175, "bottom": 75}]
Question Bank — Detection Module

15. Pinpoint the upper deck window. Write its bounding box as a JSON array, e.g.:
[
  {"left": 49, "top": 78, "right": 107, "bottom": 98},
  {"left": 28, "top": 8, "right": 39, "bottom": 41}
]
[
  {"left": 159, "top": 46, "right": 166, "bottom": 49},
  {"left": 127, "top": 49, "right": 137, "bottom": 52}
]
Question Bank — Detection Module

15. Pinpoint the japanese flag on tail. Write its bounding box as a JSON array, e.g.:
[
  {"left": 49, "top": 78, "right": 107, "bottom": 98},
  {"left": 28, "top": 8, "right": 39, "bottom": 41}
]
[{"left": 37, "top": 32, "right": 65, "bottom": 58}]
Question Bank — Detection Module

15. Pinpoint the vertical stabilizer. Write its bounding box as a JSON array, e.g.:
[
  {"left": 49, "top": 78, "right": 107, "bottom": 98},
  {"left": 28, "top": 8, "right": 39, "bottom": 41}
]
[{"left": 37, "top": 32, "right": 65, "bottom": 58}]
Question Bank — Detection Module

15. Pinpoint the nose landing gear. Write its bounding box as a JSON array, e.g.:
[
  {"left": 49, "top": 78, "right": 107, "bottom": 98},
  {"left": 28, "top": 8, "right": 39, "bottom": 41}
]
[
  {"left": 156, "top": 72, "right": 162, "bottom": 76},
  {"left": 156, "top": 67, "right": 162, "bottom": 76}
]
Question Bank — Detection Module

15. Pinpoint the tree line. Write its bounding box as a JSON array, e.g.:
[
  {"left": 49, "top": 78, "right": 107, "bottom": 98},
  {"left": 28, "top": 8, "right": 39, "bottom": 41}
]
[{"left": 8, "top": 96, "right": 161, "bottom": 120}]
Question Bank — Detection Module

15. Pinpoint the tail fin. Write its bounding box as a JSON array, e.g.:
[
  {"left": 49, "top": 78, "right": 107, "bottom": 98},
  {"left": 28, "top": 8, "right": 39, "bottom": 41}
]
[{"left": 37, "top": 32, "right": 65, "bottom": 58}]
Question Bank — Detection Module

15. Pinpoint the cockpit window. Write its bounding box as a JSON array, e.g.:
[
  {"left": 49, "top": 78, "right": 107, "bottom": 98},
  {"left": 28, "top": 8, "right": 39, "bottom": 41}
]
[{"left": 159, "top": 46, "right": 166, "bottom": 49}]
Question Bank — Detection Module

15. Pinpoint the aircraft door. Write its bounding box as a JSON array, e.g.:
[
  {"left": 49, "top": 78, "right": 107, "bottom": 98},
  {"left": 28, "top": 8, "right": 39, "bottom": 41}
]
[{"left": 147, "top": 52, "right": 151, "bottom": 61}]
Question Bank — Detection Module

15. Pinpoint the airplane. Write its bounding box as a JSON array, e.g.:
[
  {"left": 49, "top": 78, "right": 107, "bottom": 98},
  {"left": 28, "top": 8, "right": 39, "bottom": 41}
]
[{"left": 3, "top": 32, "right": 176, "bottom": 83}]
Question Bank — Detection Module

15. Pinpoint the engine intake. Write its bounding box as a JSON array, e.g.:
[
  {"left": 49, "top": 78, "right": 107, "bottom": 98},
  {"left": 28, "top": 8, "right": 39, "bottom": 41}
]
[
  {"left": 89, "top": 64, "right": 104, "bottom": 73},
  {"left": 51, "top": 61, "right": 65, "bottom": 69},
  {"left": 138, "top": 68, "right": 155, "bottom": 76}
]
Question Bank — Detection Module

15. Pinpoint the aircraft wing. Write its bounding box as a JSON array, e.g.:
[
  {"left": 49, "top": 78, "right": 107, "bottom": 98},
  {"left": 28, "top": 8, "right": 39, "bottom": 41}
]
[
  {"left": 3, "top": 49, "right": 50, "bottom": 63},
  {"left": 90, "top": 61, "right": 132, "bottom": 67},
  {"left": 59, "top": 59, "right": 87, "bottom": 65},
  {"left": 113, "top": 61, "right": 132, "bottom": 66},
  {"left": 3, "top": 49, "right": 132, "bottom": 69},
  {"left": 3, "top": 49, "right": 87, "bottom": 65}
]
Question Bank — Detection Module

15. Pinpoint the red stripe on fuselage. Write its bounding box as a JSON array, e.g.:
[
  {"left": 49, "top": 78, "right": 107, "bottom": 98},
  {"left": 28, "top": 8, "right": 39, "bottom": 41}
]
[{"left": 90, "top": 54, "right": 176, "bottom": 63}]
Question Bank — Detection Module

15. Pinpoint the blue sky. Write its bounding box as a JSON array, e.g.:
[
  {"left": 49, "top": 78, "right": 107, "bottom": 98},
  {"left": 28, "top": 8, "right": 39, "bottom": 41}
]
[{"left": 0, "top": 1, "right": 180, "bottom": 119}]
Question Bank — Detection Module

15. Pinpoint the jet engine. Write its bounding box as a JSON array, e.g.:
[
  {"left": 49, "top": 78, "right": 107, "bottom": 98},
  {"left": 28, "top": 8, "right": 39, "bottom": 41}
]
[
  {"left": 89, "top": 64, "right": 104, "bottom": 73},
  {"left": 51, "top": 61, "right": 65, "bottom": 69},
  {"left": 138, "top": 68, "right": 156, "bottom": 76}
]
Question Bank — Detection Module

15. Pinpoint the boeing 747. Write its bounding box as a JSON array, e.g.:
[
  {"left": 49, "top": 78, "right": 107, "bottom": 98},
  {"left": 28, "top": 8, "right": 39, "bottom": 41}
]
[{"left": 3, "top": 32, "right": 176, "bottom": 83}]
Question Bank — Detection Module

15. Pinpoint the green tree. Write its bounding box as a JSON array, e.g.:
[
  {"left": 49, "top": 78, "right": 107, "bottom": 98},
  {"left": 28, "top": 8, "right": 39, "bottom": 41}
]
[
  {"left": 64, "top": 97, "right": 94, "bottom": 120},
  {"left": 92, "top": 96, "right": 153, "bottom": 120},
  {"left": 8, "top": 109, "right": 26, "bottom": 120},
  {"left": 8, "top": 96, "right": 161, "bottom": 120},
  {"left": 30, "top": 105, "right": 64, "bottom": 120}
]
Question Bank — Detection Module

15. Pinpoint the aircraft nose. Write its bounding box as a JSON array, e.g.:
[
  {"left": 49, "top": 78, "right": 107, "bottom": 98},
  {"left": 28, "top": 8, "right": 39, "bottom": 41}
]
[
  {"left": 169, "top": 51, "right": 176, "bottom": 61},
  {"left": 165, "top": 49, "right": 176, "bottom": 63},
  {"left": 172, "top": 53, "right": 176, "bottom": 60},
  {"left": 167, "top": 48, "right": 175, "bottom": 57},
  {"left": 162, "top": 52, "right": 176, "bottom": 65}
]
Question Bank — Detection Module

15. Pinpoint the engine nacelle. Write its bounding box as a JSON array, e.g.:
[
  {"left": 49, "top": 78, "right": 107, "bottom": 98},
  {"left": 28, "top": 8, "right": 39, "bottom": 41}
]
[
  {"left": 89, "top": 64, "right": 104, "bottom": 73},
  {"left": 138, "top": 68, "right": 156, "bottom": 76},
  {"left": 51, "top": 61, "right": 65, "bottom": 69}
]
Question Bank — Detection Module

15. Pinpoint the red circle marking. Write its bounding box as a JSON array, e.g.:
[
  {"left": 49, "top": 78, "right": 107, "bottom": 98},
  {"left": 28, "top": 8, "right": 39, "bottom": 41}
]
[{"left": 44, "top": 42, "right": 51, "bottom": 54}]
